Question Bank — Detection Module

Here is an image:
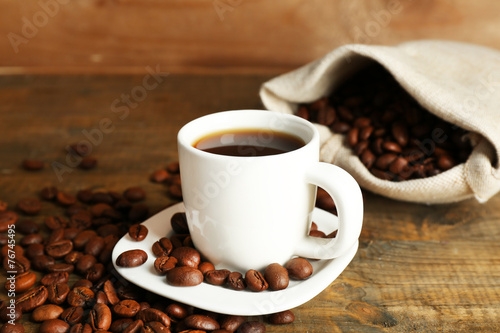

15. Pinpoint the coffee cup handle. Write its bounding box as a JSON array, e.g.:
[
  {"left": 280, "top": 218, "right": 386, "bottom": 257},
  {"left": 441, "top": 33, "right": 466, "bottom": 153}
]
[{"left": 295, "top": 162, "right": 363, "bottom": 259}]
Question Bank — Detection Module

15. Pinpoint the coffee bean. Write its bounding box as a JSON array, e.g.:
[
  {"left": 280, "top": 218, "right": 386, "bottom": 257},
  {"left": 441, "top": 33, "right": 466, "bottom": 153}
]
[
  {"left": 85, "top": 262, "right": 105, "bottom": 282},
  {"left": 73, "top": 230, "right": 97, "bottom": 250},
  {"left": 0, "top": 322, "right": 24, "bottom": 333},
  {"left": 110, "top": 319, "right": 134, "bottom": 333},
  {"left": 38, "top": 319, "right": 70, "bottom": 333},
  {"left": 84, "top": 236, "right": 105, "bottom": 257},
  {"left": 40, "top": 272, "right": 69, "bottom": 286},
  {"left": 68, "top": 143, "right": 91, "bottom": 157},
  {"left": 1, "top": 243, "right": 24, "bottom": 257},
  {"left": 170, "top": 234, "right": 188, "bottom": 249},
  {"left": 170, "top": 212, "right": 189, "bottom": 234},
  {"left": 93, "top": 192, "right": 116, "bottom": 205},
  {"left": 95, "top": 290, "right": 108, "bottom": 305},
  {"left": 124, "top": 187, "right": 147, "bottom": 202},
  {"left": 6, "top": 271, "right": 36, "bottom": 293},
  {"left": 154, "top": 256, "right": 177, "bottom": 275},
  {"left": 150, "top": 169, "right": 169, "bottom": 183},
  {"left": 0, "top": 303, "right": 22, "bottom": 323},
  {"left": 129, "top": 224, "right": 148, "bottom": 241},
  {"left": 141, "top": 321, "right": 168, "bottom": 333},
  {"left": 375, "top": 153, "right": 398, "bottom": 171},
  {"left": 116, "top": 249, "right": 148, "bottom": 268},
  {"left": 382, "top": 141, "right": 402, "bottom": 153},
  {"left": 46, "top": 228, "right": 65, "bottom": 245},
  {"left": 184, "top": 314, "right": 220, "bottom": 331},
  {"left": 285, "top": 258, "right": 313, "bottom": 280},
  {"left": 17, "top": 198, "right": 42, "bottom": 215},
  {"left": 113, "top": 299, "right": 141, "bottom": 317},
  {"left": 346, "top": 127, "right": 359, "bottom": 147},
  {"left": 75, "top": 254, "right": 97, "bottom": 274},
  {"left": 227, "top": 272, "right": 246, "bottom": 291},
  {"left": 64, "top": 251, "right": 83, "bottom": 265},
  {"left": 78, "top": 156, "right": 97, "bottom": 170},
  {"left": 245, "top": 270, "right": 269, "bottom": 292},
  {"left": 33, "top": 255, "right": 56, "bottom": 272},
  {"left": 268, "top": 310, "right": 295, "bottom": 324},
  {"left": 66, "top": 286, "right": 95, "bottom": 307},
  {"left": 165, "top": 303, "right": 189, "bottom": 321},
  {"left": 167, "top": 184, "right": 183, "bottom": 200},
  {"left": 16, "top": 219, "right": 40, "bottom": 235},
  {"left": 360, "top": 149, "right": 376, "bottom": 169},
  {"left": 69, "top": 323, "right": 92, "bottom": 333},
  {"left": 198, "top": 261, "right": 215, "bottom": 275},
  {"left": 89, "top": 303, "right": 112, "bottom": 331},
  {"left": 166, "top": 266, "right": 203, "bottom": 287},
  {"left": 152, "top": 237, "right": 173, "bottom": 257},
  {"left": 69, "top": 211, "right": 92, "bottom": 230},
  {"left": 0, "top": 234, "right": 7, "bottom": 246},
  {"left": 392, "top": 122, "right": 409, "bottom": 147},
  {"left": 309, "top": 229, "right": 326, "bottom": 237},
  {"left": 20, "top": 233, "right": 43, "bottom": 246},
  {"left": 60, "top": 306, "right": 84, "bottom": 325},
  {"left": 16, "top": 285, "right": 48, "bottom": 312},
  {"left": 170, "top": 247, "right": 200, "bottom": 268},
  {"left": 205, "top": 269, "right": 230, "bottom": 286},
  {"left": 315, "top": 187, "right": 336, "bottom": 211},
  {"left": 41, "top": 186, "right": 58, "bottom": 201},
  {"left": 264, "top": 263, "right": 289, "bottom": 291},
  {"left": 0, "top": 211, "right": 18, "bottom": 232},
  {"left": 220, "top": 315, "right": 245, "bottom": 332},
  {"left": 136, "top": 308, "right": 171, "bottom": 328},
  {"left": 438, "top": 154, "right": 455, "bottom": 171},
  {"left": 31, "top": 304, "right": 64, "bottom": 322},
  {"left": 236, "top": 321, "right": 266, "bottom": 333},
  {"left": 3, "top": 255, "right": 30, "bottom": 274},
  {"left": 22, "top": 158, "right": 44, "bottom": 171},
  {"left": 317, "top": 105, "right": 336, "bottom": 126},
  {"left": 389, "top": 156, "right": 409, "bottom": 175},
  {"left": 56, "top": 191, "right": 77, "bottom": 206},
  {"left": 45, "top": 239, "right": 73, "bottom": 258},
  {"left": 44, "top": 216, "right": 68, "bottom": 230},
  {"left": 47, "top": 283, "right": 70, "bottom": 305},
  {"left": 103, "top": 280, "right": 120, "bottom": 305}
]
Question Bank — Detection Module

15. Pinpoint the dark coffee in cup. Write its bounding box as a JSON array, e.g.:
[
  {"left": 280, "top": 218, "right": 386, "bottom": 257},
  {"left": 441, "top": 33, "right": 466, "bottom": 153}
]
[{"left": 193, "top": 129, "right": 305, "bottom": 157}]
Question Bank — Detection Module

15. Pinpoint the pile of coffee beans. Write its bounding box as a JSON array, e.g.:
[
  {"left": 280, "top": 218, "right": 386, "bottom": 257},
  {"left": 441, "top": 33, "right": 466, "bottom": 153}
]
[
  {"left": 2, "top": 177, "right": 333, "bottom": 332},
  {"left": 119, "top": 212, "right": 318, "bottom": 293},
  {"left": 297, "top": 64, "right": 472, "bottom": 181}
]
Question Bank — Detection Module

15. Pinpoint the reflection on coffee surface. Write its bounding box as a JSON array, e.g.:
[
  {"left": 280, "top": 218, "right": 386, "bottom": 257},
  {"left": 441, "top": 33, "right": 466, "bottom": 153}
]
[{"left": 194, "top": 129, "right": 305, "bottom": 157}]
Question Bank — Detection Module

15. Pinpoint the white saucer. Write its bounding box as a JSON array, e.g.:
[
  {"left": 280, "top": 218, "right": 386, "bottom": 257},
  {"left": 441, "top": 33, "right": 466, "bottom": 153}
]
[{"left": 112, "top": 202, "right": 358, "bottom": 316}]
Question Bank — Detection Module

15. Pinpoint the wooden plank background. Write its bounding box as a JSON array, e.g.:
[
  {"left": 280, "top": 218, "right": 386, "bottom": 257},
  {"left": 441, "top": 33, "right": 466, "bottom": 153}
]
[{"left": 1, "top": 0, "right": 500, "bottom": 74}]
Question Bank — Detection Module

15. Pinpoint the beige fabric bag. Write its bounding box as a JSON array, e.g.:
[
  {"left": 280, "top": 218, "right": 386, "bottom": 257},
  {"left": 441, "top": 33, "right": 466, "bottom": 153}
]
[{"left": 260, "top": 40, "right": 500, "bottom": 204}]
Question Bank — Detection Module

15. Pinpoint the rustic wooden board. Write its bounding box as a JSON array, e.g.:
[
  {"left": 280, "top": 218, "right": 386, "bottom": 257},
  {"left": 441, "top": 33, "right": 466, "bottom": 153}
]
[
  {"left": 0, "top": 74, "right": 499, "bottom": 332},
  {"left": 1, "top": 0, "right": 500, "bottom": 73}
]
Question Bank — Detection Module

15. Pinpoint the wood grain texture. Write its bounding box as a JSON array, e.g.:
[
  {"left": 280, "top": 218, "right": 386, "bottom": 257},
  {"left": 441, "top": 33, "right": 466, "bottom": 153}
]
[
  {"left": 0, "top": 74, "right": 499, "bottom": 332},
  {"left": 1, "top": 0, "right": 500, "bottom": 74}
]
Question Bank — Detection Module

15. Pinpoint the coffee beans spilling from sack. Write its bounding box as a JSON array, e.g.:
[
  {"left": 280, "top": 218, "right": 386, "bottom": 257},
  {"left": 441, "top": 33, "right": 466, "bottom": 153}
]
[
  {"left": 1, "top": 177, "right": 329, "bottom": 332},
  {"left": 297, "top": 64, "right": 472, "bottom": 181}
]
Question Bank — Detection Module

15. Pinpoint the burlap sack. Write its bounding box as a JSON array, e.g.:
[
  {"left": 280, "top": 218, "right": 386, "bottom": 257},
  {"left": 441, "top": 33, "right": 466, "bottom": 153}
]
[{"left": 260, "top": 40, "right": 500, "bottom": 204}]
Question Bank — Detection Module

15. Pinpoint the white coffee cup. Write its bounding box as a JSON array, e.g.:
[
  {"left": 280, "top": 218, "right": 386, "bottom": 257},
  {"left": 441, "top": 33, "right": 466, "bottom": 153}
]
[{"left": 177, "top": 110, "right": 363, "bottom": 272}]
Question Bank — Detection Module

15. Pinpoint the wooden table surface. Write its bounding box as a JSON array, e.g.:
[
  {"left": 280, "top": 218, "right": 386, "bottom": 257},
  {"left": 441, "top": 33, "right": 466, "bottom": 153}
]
[{"left": 1, "top": 74, "right": 499, "bottom": 332}]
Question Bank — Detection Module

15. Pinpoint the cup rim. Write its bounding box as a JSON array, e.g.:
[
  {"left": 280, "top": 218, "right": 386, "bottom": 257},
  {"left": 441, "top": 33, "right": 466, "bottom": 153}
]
[{"left": 177, "top": 110, "right": 319, "bottom": 159}]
